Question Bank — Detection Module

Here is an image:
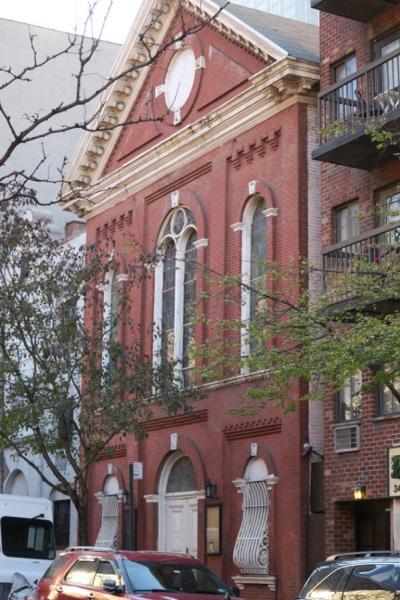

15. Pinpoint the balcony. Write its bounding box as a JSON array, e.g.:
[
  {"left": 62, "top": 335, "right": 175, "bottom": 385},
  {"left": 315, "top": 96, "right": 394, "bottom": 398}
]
[
  {"left": 313, "top": 48, "right": 400, "bottom": 170},
  {"left": 311, "top": 0, "right": 400, "bottom": 22},
  {"left": 323, "top": 222, "right": 400, "bottom": 310}
]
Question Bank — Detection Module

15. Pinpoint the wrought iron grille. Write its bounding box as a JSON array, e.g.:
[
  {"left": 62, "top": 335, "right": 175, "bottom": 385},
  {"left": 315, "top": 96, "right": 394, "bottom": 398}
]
[
  {"left": 95, "top": 494, "right": 119, "bottom": 548},
  {"left": 319, "top": 47, "right": 400, "bottom": 144},
  {"left": 233, "top": 478, "right": 269, "bottom": 575}
]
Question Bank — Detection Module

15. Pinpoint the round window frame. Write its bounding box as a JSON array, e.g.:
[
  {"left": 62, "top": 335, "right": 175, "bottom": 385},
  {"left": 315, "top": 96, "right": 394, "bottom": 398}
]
[{"left": 153, "top": 34, "right": 204, "bottom": 127}]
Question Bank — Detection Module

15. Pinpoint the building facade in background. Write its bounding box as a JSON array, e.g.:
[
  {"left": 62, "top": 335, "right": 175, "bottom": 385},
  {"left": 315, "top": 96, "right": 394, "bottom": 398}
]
[
  {"left": 0, "top": 18, "right": 119, "bottom": 548},
  {"left": 63, "top": 1, "right": 321, "bottom": 598},
  {"left": 312, "top": 0, "right": 400, "bottom": 554},
  {"left": 233, "top": 0, "right": 318, "bottom": 24}
]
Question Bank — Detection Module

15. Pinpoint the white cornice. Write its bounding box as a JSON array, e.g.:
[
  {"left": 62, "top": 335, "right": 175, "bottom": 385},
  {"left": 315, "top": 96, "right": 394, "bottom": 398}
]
[
  {"left": 62, "top": 57, "right": 318, "bottom": 218},
  {"left": 61, "top": 0, "right": 290, "bottom": 200}
]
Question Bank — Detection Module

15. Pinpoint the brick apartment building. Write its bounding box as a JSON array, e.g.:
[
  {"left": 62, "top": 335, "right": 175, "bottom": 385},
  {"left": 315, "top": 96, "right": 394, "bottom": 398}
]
[
  {"left": 312, "top": 0, "right": 400, "bottom": 554},
  {"left": 63, "top": 1, "right": 321, "bottom": 597}
]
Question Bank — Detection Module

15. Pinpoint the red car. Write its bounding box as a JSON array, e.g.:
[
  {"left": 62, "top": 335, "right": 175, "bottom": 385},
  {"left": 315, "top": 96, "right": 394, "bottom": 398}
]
[{"left": 35, "top": 547, "right": 241, "bottom": 600}]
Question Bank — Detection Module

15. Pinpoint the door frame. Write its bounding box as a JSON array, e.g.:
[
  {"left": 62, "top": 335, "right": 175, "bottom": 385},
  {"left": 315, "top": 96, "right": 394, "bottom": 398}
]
[{"left": 157, "top": 451, "right": 204, "bottom": 554}]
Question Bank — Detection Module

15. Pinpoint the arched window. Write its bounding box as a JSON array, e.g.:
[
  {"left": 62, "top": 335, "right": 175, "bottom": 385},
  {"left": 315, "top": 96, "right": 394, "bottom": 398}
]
[
  {"left": 154, "top": 208, "right": 197, "bottom": 386},
  {"left": 102, "top": 270, "right": 118, "bottom": 369},
  {"left": 241, "top": 196, "right": 267, "bottom": 360}
]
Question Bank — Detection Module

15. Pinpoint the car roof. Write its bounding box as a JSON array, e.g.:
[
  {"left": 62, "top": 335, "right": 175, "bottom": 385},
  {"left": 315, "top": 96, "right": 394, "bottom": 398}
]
[
  {"left": 60, "top": 547, "right": 202, "bottom": 565},
  {"left": 317, "top": 553, "right": 400, "bottom": 569}
]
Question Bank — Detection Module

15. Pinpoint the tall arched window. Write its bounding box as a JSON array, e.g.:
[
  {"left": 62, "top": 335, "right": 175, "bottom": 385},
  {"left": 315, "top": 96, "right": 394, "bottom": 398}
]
[
  {"left": 154, "top": 208, "right": 197, "bottom": 386},
  {"left": 102, "top": 270, "right": 118, "bottom": 370},
  {"left": 241, "top": 196, "right": 267, "bottom": 360}
]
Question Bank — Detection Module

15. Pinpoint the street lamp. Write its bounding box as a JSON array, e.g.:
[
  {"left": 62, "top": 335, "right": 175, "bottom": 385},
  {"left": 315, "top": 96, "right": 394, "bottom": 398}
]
[{"left": 205, "top": 479, "right": 218, "bottom": 499}]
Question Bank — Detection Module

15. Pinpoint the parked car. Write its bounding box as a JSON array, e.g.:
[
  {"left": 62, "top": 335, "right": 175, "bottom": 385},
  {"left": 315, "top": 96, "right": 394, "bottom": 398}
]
[
  {"left": 296, "top": 552, "right": 400, "bottom": 600},
  {"left": 35, "top": 547, "right": 241, "bottom": 600}
]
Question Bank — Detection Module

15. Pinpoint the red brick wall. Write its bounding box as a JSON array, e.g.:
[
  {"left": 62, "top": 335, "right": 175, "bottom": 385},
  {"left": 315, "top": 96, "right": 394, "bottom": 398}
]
[
  {"left": 319, "top": 4, "right": 400, "bottom": 557},
  {"left": 84, "top": 97, "right": 314, "bottom": 600}
]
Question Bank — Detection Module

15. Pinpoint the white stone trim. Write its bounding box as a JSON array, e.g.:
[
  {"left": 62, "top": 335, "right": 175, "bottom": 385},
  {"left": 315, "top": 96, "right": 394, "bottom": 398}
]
[
  {"left": 62, "top": 58, "right": 318, "bottom": 215},
  {"left": 248, "top": 180, "right": 257, "bottom": 195},
  {"left": 193, "top": 238, "right": 208, "bottom": 249},
  {"left": 263, "top": 207, "right": 278, "bottom": 218},
  {"left": 173, "top": 109, "right": 182, "bottom": 125},
  {"left": 144, "top": 494, "right": 160, "bottom": 504},
  {"left": 116, "top": 273, "right": 128, "bottom": 282},
  {"left": 171, "top": 190, "right": 180, "bottom": 207},
  {"left": 155, "top": 84, "right": 165, "bottom": 98},
  {"left": 195, "top": 55, "right": 206, "bottom": 69},
  {"left": 232, "top": 575, "right": 277, "bottom": 591}
]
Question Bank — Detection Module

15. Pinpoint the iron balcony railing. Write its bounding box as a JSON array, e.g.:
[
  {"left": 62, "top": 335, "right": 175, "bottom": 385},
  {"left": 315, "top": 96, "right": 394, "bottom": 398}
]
[
  {"left": 323, "top": 222, "right": 400, "bottom": 302},
  {"left": 319, "top": 48, "right": 400, "bottom": 145}
]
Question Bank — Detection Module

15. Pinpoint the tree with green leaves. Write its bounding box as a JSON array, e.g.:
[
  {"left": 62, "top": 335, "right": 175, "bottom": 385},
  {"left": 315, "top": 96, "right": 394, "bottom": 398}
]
[
  {"left": 0, "top": 206, "right": 194, "bottom": 544},
  {"left": 196, "top": 242, "right": 400, "bottom": 413}
]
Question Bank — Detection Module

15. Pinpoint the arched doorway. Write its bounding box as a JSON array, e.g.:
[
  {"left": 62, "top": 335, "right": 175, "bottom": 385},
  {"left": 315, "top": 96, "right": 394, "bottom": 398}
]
[
  {"left": 4, "top": 470, "right": 28, "bottom": 495},
  {"left": 158, "top": 452, "right": 199, "bottom": 556}
]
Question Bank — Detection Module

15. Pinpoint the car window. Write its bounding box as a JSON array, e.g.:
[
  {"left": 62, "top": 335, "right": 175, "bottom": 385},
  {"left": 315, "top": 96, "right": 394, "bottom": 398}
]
[
  {"left": 64, "top": 559, "right": 97, "bottom": 585},
  {"left": 123, "top": 560, "right": 230, "bottom": 594},
  {"left": 42, "top": 556, "right": 70, "bottom": 580},
  {"left": 342, "top": 564, "right": 395, "bottom": 600},
  {"left": 307, "top": 567, "right": 346, "bottom": 600},
  {"left": 92, "top": 561, "right": 119, "bottom": 588},
  {"left": 300, "top": 564, "right": 339, "bottom": 597}
]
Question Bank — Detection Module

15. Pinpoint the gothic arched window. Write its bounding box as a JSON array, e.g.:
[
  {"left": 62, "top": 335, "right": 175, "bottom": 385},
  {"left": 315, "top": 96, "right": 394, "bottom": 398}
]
[{"left": 154, "top": 207, "right": 197, "bottom": 386}]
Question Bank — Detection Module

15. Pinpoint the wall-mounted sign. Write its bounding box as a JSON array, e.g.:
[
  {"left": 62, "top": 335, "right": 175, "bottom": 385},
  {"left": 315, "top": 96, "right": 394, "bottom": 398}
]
[
  {"left": 388, "top": 447, "right": 400, "bottom": 496},
  {"left": 131, "top": 462, "right": 143, "bottom": 480}
]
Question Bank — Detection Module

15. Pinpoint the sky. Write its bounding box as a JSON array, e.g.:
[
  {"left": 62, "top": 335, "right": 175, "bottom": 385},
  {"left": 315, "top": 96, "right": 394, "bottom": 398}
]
[{"left": 0, "top": 0, "right": 144, "bottom": 44}]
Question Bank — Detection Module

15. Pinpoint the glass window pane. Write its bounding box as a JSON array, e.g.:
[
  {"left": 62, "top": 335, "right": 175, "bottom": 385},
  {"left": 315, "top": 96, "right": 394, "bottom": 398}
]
[
  {"left": 250, "top": 198, "right": 266, "bottom": 320},
  {"left": 92, "top": 561, "right": 118, "bottom": 588},
  {"left": 343, "top": 564, "right": 395, "bottom": 600},
  {"left": 161, "top": 241, "right": 176, "bottom": 363},
  {"left": 338, "top": 372, "right": 362, "bottom": 421},
  {"left": 166, "top": 457, "right": 196, "bottom": 493},
  {"left": 65, "top": 559, "right": 97, "bottom": 585}
]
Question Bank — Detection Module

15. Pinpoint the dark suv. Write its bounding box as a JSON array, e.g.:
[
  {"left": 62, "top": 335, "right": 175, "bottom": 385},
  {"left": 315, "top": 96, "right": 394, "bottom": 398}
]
[
  {"left": 35, "top": 547, "right": 240, "bottom": 600},
  {"left": 296, "top": 552, "right": 400, "bottom": 600}
]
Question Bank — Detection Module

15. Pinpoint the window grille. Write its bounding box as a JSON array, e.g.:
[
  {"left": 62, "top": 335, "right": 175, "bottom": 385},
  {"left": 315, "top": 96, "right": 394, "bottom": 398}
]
[
  {"left": 95, "top": 494, "right": 119, "bottom": 548},
  {"left": 233, "top": 478, "right": 269, "bottom": 575}
]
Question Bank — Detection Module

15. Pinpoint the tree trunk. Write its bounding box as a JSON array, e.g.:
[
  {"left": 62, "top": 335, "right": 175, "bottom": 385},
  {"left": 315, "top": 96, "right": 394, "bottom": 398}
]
[{"left": 75, "top": 496, "right": 90, "bottom": 546}]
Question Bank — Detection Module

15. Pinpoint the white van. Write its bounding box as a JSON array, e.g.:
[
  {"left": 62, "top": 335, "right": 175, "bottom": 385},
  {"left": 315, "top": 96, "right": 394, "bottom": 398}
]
[{"left": 0, "top": 495, "right": 56, "bottom": 600}]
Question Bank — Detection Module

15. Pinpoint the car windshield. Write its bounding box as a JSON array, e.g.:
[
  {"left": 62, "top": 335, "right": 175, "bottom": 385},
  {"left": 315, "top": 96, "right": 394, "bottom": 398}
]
[
  {"left": 1, "top": 517, "right": 55, "bottom": 560},
  {"left": 123, "top": 560, "right": 231, "bottom": 595},
  {"left": 299, "top": 564, "right": 338, "bottom": 597}
]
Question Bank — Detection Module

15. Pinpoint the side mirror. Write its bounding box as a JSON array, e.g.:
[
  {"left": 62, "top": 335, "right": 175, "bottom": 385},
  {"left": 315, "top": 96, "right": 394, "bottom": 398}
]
[
  {"left": 102, "top": 579, "right": 122, "bottom": 594},
  {"left": 232, "top": 586, "right": 241, "bottom": 598}
]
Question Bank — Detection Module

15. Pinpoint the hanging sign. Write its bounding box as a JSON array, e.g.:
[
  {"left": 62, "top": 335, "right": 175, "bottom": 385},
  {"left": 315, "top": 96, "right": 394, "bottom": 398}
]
[
  {"left": 131, "top": 461, "right": 143, "bottom": 480},
  {"left": 389, "top": 447, "right": 400, "bottom": 496}
]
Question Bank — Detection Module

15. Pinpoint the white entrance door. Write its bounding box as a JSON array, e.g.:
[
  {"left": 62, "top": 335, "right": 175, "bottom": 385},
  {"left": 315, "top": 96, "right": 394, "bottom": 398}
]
[{"left": 164, "top": 493, "right": 198, "bottom": 557}]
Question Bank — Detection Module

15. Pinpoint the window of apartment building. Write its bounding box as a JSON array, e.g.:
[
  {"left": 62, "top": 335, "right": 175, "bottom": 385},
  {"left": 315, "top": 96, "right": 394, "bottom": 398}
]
[
  {"left": 333, "top": 54, "right": 357, "bottom": 120},
  {"left": 376, "top": 183, "right": 400, "bottom": 226},
  {"left": 338, "top": 372, "right": 362, "bottom": 422},
  {"left": 153, "top": 207, "right": 197, "bottom": 386},
  {"left": 334, "top": 200, "right": 359, "bottom": 243},
  {"left": 374, "top": 29, "right": 400, "bottom": 94},
  {"left": 378, "top": 369, "right": 400, "bottom": 416}
]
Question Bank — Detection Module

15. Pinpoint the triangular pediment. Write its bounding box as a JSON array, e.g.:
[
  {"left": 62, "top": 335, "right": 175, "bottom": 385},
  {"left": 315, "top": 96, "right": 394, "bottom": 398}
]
[{"left": 63, "top": 0, "right": 290, "bottom": 200}]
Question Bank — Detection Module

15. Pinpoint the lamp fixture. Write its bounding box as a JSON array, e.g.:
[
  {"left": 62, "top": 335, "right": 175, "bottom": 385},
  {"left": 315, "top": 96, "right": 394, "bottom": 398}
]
[
  {"left": 353, "top": 483, "right": 366, "bottom": 501},
  {"left": 205, "top": 479, "right": 218, "bottom": 499}
]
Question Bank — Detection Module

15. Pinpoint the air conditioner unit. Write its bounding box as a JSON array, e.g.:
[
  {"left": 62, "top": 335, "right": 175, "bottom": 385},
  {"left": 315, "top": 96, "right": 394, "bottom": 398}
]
[{"left": 334, "top": 424, "right": 360, "bottom": 453}]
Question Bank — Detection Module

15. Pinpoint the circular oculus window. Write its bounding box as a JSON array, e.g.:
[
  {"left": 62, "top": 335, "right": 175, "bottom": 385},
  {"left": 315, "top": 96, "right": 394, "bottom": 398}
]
[{"left": 165, "top": 47, "right": 196, "bottom": 111}]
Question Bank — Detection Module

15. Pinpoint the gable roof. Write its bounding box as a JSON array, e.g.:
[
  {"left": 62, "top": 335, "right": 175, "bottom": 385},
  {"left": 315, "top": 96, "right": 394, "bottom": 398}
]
[
  {"left": 62, "top": 0, "right": 320, "bottom": 215},
  {"left": 212, "top": 1, "right": 319, "bottom": 63}
]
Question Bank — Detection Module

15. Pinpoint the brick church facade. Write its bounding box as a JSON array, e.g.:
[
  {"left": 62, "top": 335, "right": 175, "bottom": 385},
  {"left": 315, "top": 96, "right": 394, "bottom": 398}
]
[{"left": 64, "top": 1, "right": 321, "bottom": 598}]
